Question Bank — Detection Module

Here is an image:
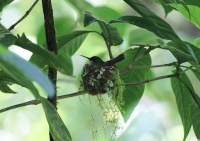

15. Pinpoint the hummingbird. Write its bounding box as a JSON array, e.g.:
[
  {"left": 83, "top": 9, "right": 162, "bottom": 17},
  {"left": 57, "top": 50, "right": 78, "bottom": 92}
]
[{"left": 81, "top": 54, "right": 125, "bottom": 66}]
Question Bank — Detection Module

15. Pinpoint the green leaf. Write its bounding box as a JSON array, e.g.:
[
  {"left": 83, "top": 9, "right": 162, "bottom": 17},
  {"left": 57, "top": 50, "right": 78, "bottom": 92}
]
[
  {"left": 168, "top": 41, "right": 200, "bottom": 62},
  {"left": 123, "top": 0, "right": 181, "bottom": 43},
  {"left": 88, "top": 6, "right": 121, "bottom": 23},
  {"left": 57, "top": 31, "right": 91, "bottom": 56},
  {"left": 0, "top": 70, "right": 20, "bottom": 84},
  {"left": 0, "top": 81, "right": 16, "bottom": 93},
  {"left": 169, "top": 4, "right": 200, "bottom": 29},
  {"left": 0, "top": 70, "right": 20, "bottom": 93},
  {"left": 84, "top": 11, "right": 123, "bottom": 46},
  {"left": 190, "top": 93, "right": 200, "bottom": 140},
  {"left": 167, "top": 41, "right": 200, "bottom": 73},
  {"left": 40, "top": 97, "right": 72, "bottom": 141},
  {"left": 117, "top": 48, "right": 151, "bottom": 122},
  {"left": 191, "top": 69, "right": 200, "bottom": 81},
  {"left": 110, "top": 16, "right": 162, "bottom": 39},
  {"left": 0, "top": 0, "right": 13, "bottom": 11},
  {"left": 164, "top": 46, "right": 194, "bottom": 64},
  {"left": 67, "top": 0, "right": 92, "bottom": 14},
  {"left": 171, "top": 70, "right": 194, "bottom": 141},
  {"left": 194, "top": 38, "right": 200, "bottom": 47},
  {"left": 0, "top": 47, "right": 55, "bottom": 99},
  {"left": 0, "top": 24, "right": 15, "bottom": 47},
  {"left": 156, "top": 0, "right": 173, "bottom": 16},
  {"left": 33, "top": 31, "right": 90, "bottom": 70},
  {"left": 122, "top": 0, "right": 198, "bottom": 62},
  {"left": 15, "top": 34, "right": 73, "bottom": 75},
  {"left": 36, "top": 17, "right": 76, "bottom": 45},
  {"left": 156, "top": 0, "right": 200, "bottom": 9}
]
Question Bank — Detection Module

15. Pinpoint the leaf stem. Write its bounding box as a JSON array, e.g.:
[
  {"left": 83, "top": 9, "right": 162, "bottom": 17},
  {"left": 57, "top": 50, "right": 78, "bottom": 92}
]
[
  {"left": 0, "top": 90, "right": 87, "bottom": 114},
  {"left": 8, "top": 0, "right": 39, "bottom": 31}
]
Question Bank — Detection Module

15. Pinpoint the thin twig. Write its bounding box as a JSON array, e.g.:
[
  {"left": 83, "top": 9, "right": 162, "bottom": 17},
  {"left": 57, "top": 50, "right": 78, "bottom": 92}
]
[
  {"left": 130, "top": 43, "right": 161, "bottom": 48},
  {"left": 0, "top": 90, "right": 87, "bottom": 114},
  {"left": 8, "top": 0, "right": 39, "bottom": 31},
  {"left": 123, "top": 73, "right": 178, "bottom": 86},
  {"left": 0, "top": 99, "right": 40, "bottom": 113},
  {"left": 57, "top": 90, "right": 87, "bottom": 100},
  {"left": 132, "top": 62, "right": 176, "bottom": 69}
]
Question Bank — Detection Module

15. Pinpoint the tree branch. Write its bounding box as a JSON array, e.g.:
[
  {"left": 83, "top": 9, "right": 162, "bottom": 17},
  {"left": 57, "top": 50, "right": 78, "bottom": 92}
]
[
  {"left": 41, "top": 0, "right": 58, "bottom": 140},
  {"left": 8, "top": 0, "right": 39, "bottom": 31},
  {"left": 0, "top": 73, "right": 179, "bottom": 113},
  {"left": 123, "top": 73, "right": 178, "bottom": 86},
  {"left": 132, "top": 62, "right": 176, "bottom": 69},
  {"left": 0, "top": 90, "right": 87, "bottom": 114},
  {"left": 41, "top": 0, "right": 58, "bottom": 106}
]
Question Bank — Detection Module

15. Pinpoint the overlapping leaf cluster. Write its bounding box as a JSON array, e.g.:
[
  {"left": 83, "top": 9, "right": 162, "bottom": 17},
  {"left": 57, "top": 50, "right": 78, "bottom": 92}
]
[
  {"left": 1, "top": 0, "right": 200, "bottom": 140},
  {"left": 84, "top": 0, "right": 200, "bottom": 140}
]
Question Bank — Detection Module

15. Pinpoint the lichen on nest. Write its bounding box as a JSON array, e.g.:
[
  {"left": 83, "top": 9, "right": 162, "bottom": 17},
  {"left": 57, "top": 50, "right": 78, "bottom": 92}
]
[{"left": 80, "top": 64, "right": 125, "bottom": 112}]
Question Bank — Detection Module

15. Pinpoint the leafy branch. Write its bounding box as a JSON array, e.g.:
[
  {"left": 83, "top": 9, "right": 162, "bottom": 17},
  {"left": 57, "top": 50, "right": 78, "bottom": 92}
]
[
  {"left": 132, "top": 62, "right": 176, "bottom": 69},
  {"left": 0, "top": 59, "right": 179, "bottom": 114},
  {"left": 0, "top": 90, "right": 86, "bottom": 113},
  {"left": 124, "top": 73, "right": 178, "bottom": 86}
]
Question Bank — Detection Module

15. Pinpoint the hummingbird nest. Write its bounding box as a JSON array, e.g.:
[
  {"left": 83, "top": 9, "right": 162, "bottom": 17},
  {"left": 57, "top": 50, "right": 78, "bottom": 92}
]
[{"left": 80, "top": 64, "right": 124, "bottom": 108}]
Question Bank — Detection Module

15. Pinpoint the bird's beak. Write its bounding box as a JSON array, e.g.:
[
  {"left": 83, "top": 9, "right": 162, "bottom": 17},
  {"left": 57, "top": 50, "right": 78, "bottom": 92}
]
[{"left": 80, "top": 55, "right": 89, "bottom": 59}]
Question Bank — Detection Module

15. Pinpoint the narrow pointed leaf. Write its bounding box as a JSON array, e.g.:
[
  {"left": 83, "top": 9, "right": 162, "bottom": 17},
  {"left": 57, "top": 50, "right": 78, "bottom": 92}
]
[
  {"left": 0, "top": 0, "right": 13, "bottom": 11},
  {"left": 123, "top": 0, "right": 181, "bottom": 43},
  {"left": 0, "top": 24, "right": 15, "bottom": 47},
  {"left": 84, "top": 11, "right": 123, "bottom": 46},
  {"left": 57, "top": 31, "right": 92, "bottom": 56},
  {"left": 171, "top": 71, "right": 193, "bottom": 141},
  {"left": 190, "top": 93, "right": 200, "bottom": 140},
  {"left": 156, "top": 0, "right": 173, "bottom": 16},
  {"left": 170, "top": 4, "right": 200, "bottom": 29},
  {"left": 191, "top": 69, "right": 200, "bottom": 81},
  {"left": 0, "top": 46, "right": 54, "bottom": 99},
  {"left": 168, "top": 42, "right": 200, "bottom": 61},
  {"left": 15, "top": 34, "right": 73, "bottom": 75},
  {"left": 156, "top": 0, "right": 200, "bottom": 9},
  {"left": 122, "top": 0, "right": 198, "bottom": 62},
  {"left": 194, "top": 38, "right": 200, "bottom": 47},
  {"left": 41, "top": 97, "right": 72, "bottom": 141},
  {"left": 167, "top": 41, "right": 200, "bottom": 74},
  {"left": 164, "top": 46, "right": 194, "bottom": 64},
  {"left": 0, "top": 81, "right": 16, "bottom": 93},
  {"left": 0, "top": 70, "right": 20, "bottom": 85},
  {"left": 30, "top": 31, "right": 91, "bottom": 73},
  {"left": 117, "top": 48, "right": 151, "bottom": 121},
  {"left": 110, "top": 16, "right": 171, "bottom": 40}
]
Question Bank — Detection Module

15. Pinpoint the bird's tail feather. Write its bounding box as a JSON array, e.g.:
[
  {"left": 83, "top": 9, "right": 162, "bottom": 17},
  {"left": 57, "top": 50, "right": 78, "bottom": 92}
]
[{"left": 103, "top": 54, "right": 125, "bottom": 66}]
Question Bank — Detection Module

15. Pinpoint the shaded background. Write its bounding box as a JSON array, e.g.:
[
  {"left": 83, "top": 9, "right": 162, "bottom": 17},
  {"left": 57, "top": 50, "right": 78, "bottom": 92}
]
[{"left": 1, "top": 0, "right": 200, "bottom": 141}]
